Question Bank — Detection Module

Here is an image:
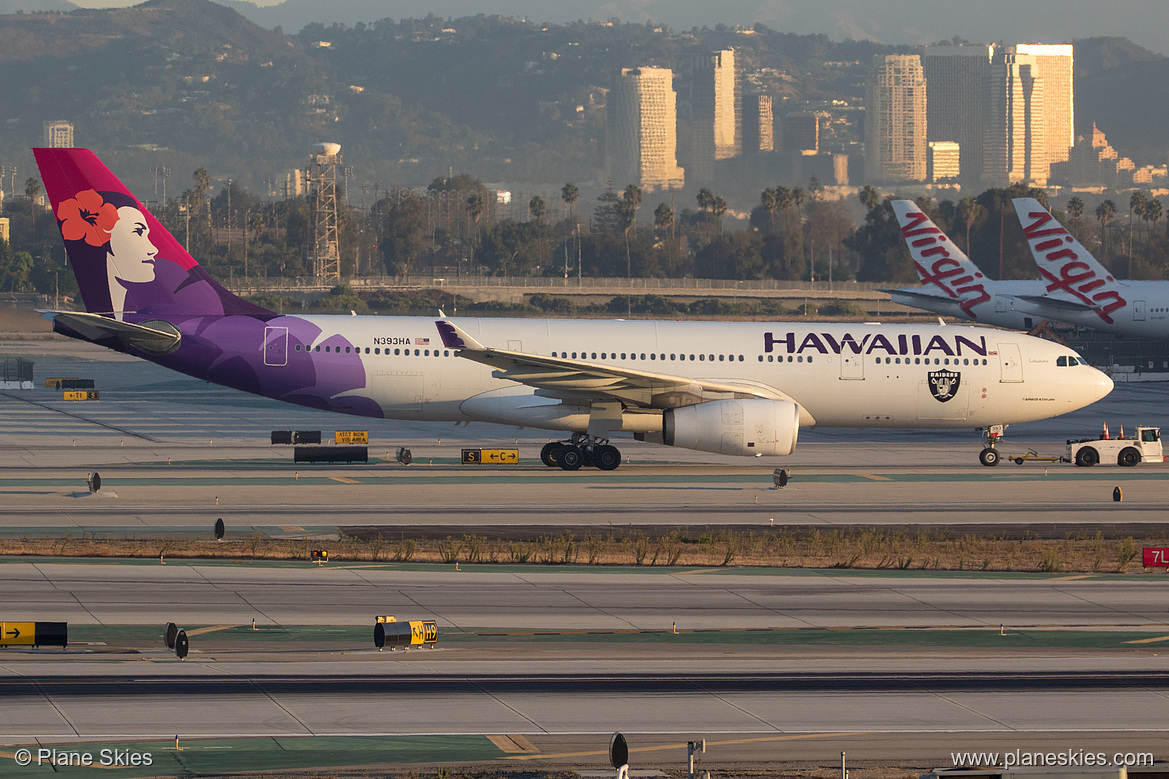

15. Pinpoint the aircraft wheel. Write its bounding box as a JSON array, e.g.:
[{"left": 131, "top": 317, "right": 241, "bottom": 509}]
[
  {"left": 593, "top": 445, "right": 621, "bottom": 471},
  {"left": 540, "top": 442, "right": 563, "bottom": 467},
  {"left": 558, "top": 446, "right": 584, "bottom": 471},
  {"left": 1075, "top": 447, "right": 1099, "bottom": 467},
  {"left": 1118, "top": 447, "right": 1140, "bottom": 467},
  {"left": 979, "top": 447, "right": 1000, "bottom": 467}
]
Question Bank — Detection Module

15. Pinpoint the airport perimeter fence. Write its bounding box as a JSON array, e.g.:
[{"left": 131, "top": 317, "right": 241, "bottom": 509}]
[{"left": 229, "top": 275, "right": 889, "bottom": 297}]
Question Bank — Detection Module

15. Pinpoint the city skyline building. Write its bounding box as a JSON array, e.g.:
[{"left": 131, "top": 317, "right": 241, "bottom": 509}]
[
  {"left": 43, "top": 120, "right": 73, "bottom": 148},
  {"left": 864, "top": 54, "right": 928, "bottom": 183},
  {"left": 741, "top": 93, "right": 773, "bottom": 155},
  {"left": 927, "top": 141, "right": 961, "bottom": 181},
  {"left": 684, "top": 49, "right": 738, "bottom": 184},
  {"left": 1014, "top": 43, "right": 1074, "bottom": 165},
  {"left": 606, "top": 66, "right": 685, "bottom": 192},
  {"left": 920, "top": 44, "right": 993, "bottom": 186},
  {"left": 781, "top": 112, "right": 819, "bottom": 153},
  {"left": 983, "top": 49, "right": 1049, "bottom": 186}
]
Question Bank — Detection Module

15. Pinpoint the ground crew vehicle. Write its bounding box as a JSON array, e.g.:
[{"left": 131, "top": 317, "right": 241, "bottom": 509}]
[{"left": 1066, "top": 426, "right": 1162, "bottom": 467}]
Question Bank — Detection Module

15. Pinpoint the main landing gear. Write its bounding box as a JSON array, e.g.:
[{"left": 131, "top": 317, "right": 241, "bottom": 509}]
[
  {"left": 540, "top": 433, "right": 622, "bottom": 471},
  {"left": 978, "top": 424, "right": 1007, "bottom": 467}
]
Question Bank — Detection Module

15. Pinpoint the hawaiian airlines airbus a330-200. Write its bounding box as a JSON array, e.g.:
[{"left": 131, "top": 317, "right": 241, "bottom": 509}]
[{"left": 34, "top": 148, "right": 1113, "bottom": 469}]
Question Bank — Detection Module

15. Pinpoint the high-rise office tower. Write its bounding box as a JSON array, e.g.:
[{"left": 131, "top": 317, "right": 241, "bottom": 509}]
[
  {"left": 864, "top": 54, "right": 928, "bottom": 183},
  {"left": 606, "top": 67, "right": 685, "bottom": 192},
  {"left": 983, "top": 50, "right": 1048, "bottom": 186},
  {"left": 43, "top": 120, "right": 74, "bottom": 148},
  {"left": 685, "top": 49, "right": 738, "bottom": 184},
  {"left": 1014, "top": 44, "right": 1074, "bottom": 165},
  {"left": 742, "top": 94, "right": 773, "bottom": 154},
  {"left": 781, "top": 112, "right": 819, "bottom": 153},
  {"left": 920, "top": 45, "right": 993, "bottom": 186}
]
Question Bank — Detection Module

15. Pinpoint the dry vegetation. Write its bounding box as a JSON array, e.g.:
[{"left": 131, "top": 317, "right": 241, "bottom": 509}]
[{"left": 2, "top": 526, "right": 1165, "bottom": 574}]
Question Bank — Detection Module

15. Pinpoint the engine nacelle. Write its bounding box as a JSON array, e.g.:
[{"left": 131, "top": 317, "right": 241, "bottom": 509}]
[{"left": 663, "top": 399, "right": 800, "bottom": 457}]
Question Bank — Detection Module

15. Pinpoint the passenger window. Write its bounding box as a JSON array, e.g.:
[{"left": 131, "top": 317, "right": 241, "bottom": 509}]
[
  {"left": 671, "top": 354, "right": 676, "bottom": 360},
  {"left": 640, "top": 353, "right": 646, "bottom": 360},
  {"left": 699, "top": 355, "right": 705, "bottom": 361},
  {"left": 295, "top": 344, "right": 302, "bottom": 351},
  {"left": 621, "top": 353, "right": 627, "bottom": 360},
  {"left": 650, "top": 354, "right": 656, "bottom": 360},
  {"left": 768, "top": 355, "right": 774, "bottom": 362},
  {"left": 719, "top": 355, "right": 724, "bottom": 362},
  {"left": 345, "top": 347, "right": 351, "bottom": 353},
  {"left": 798, "top": 355, "right": 803, "bottom": 363},
  {"left": 394, "top": 348, "right": 400, "bottom": 355}
]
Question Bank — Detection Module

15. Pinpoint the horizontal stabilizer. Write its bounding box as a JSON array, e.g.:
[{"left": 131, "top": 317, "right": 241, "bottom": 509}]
[
  {"left": 1009, "top": 295, "right": 1096, "bottom": 313},
  {"left": 45, "top": 311, "right": 182, "bottom": 355}
]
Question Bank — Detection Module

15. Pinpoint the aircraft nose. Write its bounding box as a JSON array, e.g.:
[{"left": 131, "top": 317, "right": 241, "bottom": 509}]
[{"left": 1096, "top": 370, "right": 1114, "bottom": 400}]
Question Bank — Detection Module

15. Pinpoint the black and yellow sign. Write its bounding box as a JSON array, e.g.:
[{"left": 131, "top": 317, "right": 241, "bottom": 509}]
[
  {"left": 461, "top": 448, "right": 519, "bottom": 464},
  {"left": 1, "top": 621, "right": 67, "bottom": 647},
  {"left": 45, "top": 377, "right": 78, "bottom": 388},
  {"left": 410, "top": 620, "right": 439, "bottom": 644},
  {"left": 335, "top": 430, "right": 369, "bottom": 444},
  {"left": 63, "top": 390, "right": 99, "bottom": 401},
  {"left": 374, "top": 618, "right": 438, "bottom": 650}
]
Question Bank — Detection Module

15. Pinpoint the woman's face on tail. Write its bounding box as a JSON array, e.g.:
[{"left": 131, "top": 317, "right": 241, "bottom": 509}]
[{"left": 108, "top": 206, "right": 158, "bottom": 282}]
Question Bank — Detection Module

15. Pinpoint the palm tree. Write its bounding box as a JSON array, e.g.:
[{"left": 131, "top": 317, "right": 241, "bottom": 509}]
[
  {"left": 1147, "top": 199, "right": 1163, "bottom": 245},
  {"left": 1129, "top": 190, "right": 1147, "bottom": 257},
  {"left": 560, "top": 182, "right": 579, "bottom": 221},
  {"left": 466, "top": 192, "right": 486, "bottom": 275},
  {"left": 618, "top": 185, "right": 641, "bottom": 277},
  {"left": 759, "top": 188, "right": 778, "bottom": 233},
  {"left": 528, "top": 195, "right": 546, "bottom": 225},
  {"left": 775, "top": 186, "right": 793, "bottom": 229},
  {"left": 710, "top": 194, "right": 728, "bottom": 234},
  {"left": 858, "top": 185, "right": 880, "bottom": 212},
  {"left": 654, "top": 201, "right": 674, "bottom": 268},
  {"left": 1066, "top": 196, "right": 1085, "bottom": 225},
  {"left": 957, "top": 195, "right": 984, "bottom": 254},
  {"left": 1096, "top": 199, "right": 1116, "bottom": 269}
]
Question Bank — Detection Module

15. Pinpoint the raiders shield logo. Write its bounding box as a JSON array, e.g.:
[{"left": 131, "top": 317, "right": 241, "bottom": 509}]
[{"left": 928, "top": 370, "right": 960, "bottom": 402}]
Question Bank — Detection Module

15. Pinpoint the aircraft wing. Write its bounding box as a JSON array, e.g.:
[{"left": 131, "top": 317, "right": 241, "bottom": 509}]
[
  {"left": 43, "top": 310, "right": 182, "bottom": 355},
  {"left": 435, "top": 319, "right": 810, "bottom": 416}
]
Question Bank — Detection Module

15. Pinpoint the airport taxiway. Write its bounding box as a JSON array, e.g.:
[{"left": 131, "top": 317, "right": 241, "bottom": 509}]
[{"left": 3, "top": 333, "right": 1169, "bottom": 771}]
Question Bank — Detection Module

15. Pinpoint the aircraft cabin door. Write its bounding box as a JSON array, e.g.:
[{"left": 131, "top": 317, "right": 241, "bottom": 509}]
[
  {"left": 839, "top": 353, "right": 864, "bottom": 380},
  {"left": 263, "top": 326, "right": 288, "bottom": 367},
  {"left": 997, "top": 342, "right": 1023, "bottom": 383},
  {"left": 1133, "top": 300, "right": 1147, "bottom": 321}
]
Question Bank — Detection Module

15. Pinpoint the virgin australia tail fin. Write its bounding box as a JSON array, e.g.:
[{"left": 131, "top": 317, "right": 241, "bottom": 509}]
[
  {"left": 34, "top": 148, "right": 270, "bottom": 321},
  {"left": 1012, "top": 198, "right": 1127, "bottom": 324},
  {"left": 890, "top": 200, "right": 991, "bottom": 319}
]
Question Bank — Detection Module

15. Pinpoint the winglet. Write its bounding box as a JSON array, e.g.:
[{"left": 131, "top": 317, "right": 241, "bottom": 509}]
[{"left": 435, "top": 319, "right": 485, "bottom": 351}]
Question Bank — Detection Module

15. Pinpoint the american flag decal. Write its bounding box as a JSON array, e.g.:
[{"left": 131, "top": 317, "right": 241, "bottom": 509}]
[{"left": 417, "top": 337, "right": 430, "bottom": 346}]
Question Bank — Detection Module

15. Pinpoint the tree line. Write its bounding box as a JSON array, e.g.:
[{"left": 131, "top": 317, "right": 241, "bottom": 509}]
[{"left": 4, "top": 170, "right": 1169, "bottom": 297}]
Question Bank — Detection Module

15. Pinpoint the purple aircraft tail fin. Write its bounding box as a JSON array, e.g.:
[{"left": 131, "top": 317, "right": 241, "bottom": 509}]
[{"left": 34, "top": 147, "right": 270, "bottom": 321}]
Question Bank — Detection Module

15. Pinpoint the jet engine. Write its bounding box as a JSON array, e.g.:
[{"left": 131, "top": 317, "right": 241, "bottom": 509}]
[{"left": 662, "top": 398, "right": 800, "bottom": 457}]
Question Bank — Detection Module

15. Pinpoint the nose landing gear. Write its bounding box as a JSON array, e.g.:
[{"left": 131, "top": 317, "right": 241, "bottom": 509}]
[
  {"left": 978, "top": 424, "right": 1007, "bottom": 467},
  {"left": 540, "top": 433, "right": 622, "bottom": 471}
]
